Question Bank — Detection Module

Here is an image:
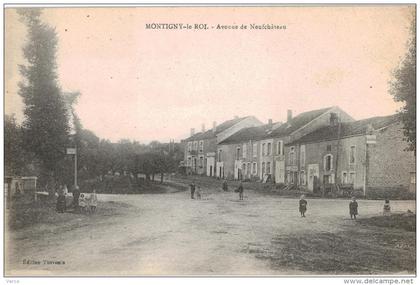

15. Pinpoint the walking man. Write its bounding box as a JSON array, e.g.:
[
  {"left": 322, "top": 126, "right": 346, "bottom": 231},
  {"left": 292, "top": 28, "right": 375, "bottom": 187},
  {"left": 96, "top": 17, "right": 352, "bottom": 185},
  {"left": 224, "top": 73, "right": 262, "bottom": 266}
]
[
  {"left": 238, "top": 182, "right": 244, "bottom": 200},
  {"left": 190, "top": 180, "right": 196, "bottom": 199}
]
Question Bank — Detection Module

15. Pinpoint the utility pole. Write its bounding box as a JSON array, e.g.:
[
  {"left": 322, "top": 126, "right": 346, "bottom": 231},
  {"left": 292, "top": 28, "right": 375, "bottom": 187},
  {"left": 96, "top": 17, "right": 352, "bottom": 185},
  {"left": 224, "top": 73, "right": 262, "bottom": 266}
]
[{"left": 74, "top": 146, "right": 78, "bottom": 187}]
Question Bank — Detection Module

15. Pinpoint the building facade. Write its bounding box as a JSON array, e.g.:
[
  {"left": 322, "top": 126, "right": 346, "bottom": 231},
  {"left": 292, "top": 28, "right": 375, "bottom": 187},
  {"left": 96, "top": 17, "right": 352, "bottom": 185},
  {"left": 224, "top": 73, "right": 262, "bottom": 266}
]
[
  {"left": 183, "top": 116, "right": 262, "bottom": 176},
  {"left": 284, "top": 115, "right": 416, "bottom": 195}
]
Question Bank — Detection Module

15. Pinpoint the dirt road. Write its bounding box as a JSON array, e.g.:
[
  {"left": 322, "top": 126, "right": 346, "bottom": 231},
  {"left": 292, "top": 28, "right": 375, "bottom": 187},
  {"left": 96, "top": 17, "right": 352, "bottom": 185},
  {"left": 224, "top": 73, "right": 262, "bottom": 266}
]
[{"left": 5, "top": 188, "right": 415, "bottom": 276}]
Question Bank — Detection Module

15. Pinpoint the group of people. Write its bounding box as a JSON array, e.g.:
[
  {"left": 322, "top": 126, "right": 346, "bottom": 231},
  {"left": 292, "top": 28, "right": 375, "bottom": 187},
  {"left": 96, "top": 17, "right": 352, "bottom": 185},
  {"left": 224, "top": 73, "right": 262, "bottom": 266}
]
[
  {"left": 299, "top": 195, "right": 392, "bottom": 219},
  {"left": 55, "top": 185, "right": 98, "bottom": 214},
  {"left": 189, "top": 180, "right": 244, "bottom": 200},
  {"left": 188, "top": 179, "right": 394, "bottom": 219}
]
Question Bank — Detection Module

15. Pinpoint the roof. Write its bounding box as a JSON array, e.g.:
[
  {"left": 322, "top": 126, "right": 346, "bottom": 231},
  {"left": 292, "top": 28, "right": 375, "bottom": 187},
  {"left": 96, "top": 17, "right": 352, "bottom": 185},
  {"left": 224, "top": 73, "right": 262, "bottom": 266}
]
[
  {"left": 263, "top": 107, "right": 334, "bottom": 139},
  {"left": 286, "top": 114, "right": 400, "bottom": 145},
  {"left": 184, "top": 116, "right": 251, "bottom": 142},
  {"left": 218, "top": 123, "right": 280, "bottom": 145}
]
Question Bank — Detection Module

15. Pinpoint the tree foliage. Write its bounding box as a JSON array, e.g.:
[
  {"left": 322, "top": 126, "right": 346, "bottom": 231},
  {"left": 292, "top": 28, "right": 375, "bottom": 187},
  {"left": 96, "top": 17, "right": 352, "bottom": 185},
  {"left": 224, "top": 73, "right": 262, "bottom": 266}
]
[
  {"left": 17, "top": 9, "right": 71, "bottom": 185},
  {"left": 390, "top": 17, "right": 416, "bottom": 152}
]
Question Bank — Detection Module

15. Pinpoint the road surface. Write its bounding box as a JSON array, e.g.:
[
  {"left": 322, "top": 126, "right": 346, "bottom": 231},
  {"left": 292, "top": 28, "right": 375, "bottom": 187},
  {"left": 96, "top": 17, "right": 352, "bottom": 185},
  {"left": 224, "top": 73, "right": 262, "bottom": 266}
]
[{"left": 5, "top": 187, "right": 416, "bottom": 276}]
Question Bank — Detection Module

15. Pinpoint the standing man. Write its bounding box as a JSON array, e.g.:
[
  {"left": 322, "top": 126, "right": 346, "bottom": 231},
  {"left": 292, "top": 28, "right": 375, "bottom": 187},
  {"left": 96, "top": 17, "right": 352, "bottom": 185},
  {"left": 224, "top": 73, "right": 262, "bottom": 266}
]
[
  {"left": 238, "top": 182, "right": 244, "bottom": 200},
  {"left": 189, "top": 180, "right": 196, "bottom": 199}
]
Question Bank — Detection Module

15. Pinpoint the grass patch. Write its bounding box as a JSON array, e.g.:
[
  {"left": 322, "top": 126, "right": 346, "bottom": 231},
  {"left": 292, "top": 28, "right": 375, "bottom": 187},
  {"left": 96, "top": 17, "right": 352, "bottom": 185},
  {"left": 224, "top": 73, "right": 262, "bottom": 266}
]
[
  {"left": 247, "top": 216, "right": 416, "bottom": 274},
  {"left": 357, "top": 213, "right": 416, "bottom": 232},
  {"left": 7, "top": 196, "right": 133, "bottom": 230}
]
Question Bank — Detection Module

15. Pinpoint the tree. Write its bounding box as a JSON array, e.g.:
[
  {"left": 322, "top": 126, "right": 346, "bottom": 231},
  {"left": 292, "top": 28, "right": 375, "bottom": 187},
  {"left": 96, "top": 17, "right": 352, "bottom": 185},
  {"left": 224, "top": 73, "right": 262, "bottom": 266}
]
[
  {"left": 390, "top": 16, "right": 416, "bottom": 153},
  {"left": 4, "top": 114, "right": 34, "bottom": 176},
  {"left": 18, "top": 9, "right": 71, "bottom": 187}
]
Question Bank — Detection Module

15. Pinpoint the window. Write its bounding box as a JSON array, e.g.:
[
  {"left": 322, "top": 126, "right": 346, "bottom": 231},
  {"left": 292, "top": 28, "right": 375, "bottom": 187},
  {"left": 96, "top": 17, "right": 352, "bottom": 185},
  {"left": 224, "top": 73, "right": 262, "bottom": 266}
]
[
  {"left": 262, "top": 162, "right": 266, "bottom": 175},
  {"left": 218, "top": 150, "right": 222, "bottom": 162},
  {"left": 243, "top": 144, "right": 247, "bottom": 159},
  {"left": 277, "top": 141, "right": 284, "bottom": 155},
  {"left": 247, "top": 163, "right": 251, "bottom": 175},
  {"left": 253, "top": 143, "right": 258, "bottom": 157},
  {"left": 187, "top": 156, "right": 191, "bottom": 166},
  {"left": 300, "top": 145, "right": 306, "bottom": 166},
  {"left": 289, "top": 147, "right": 296, "bottom": 165},
  {"left": 253, "top": 162, "right": 257, "bottom": 174},
  {"left": 327, "top": 145, "right": 331, "bottom": 151},
  {"left": 199, "top": 156, "right": 204, "bottom": 168},
  {"left": 199, "top": 141, "right": 204, "bottom": 153},
  {"left": 349, "top": 172, "right": 355, "bottom": 184},
  {"left": 300, "top": 171, "right": 306, "bottom": 185},
  {"left": 342, "top": 172, "right": 347, "bottom": 184},
  {"left": 188, "top": 142, "right": 192, "bottom": 152},
  {"left": 193, "top": 141, "right": 198, "bottom": 150},
  {"left": 262, "top": 143, "right": 266, "bottom": 156},
  {"left": 349, "top": 146, "right": 356, "bottom": 164},
  {"left": 266, "top": 162, "right": 271, "bottom": 174},
  {"left": 236, "top": 147, "right": 241, "bottom": 160},
  {"left": 267, "top": 143, "right": 272, "bottom": 156},
  {"left": 324, "top": 154, "right": 333, "bottom": 171},
  {"left": 242, "top": 163, "right": 246, "bottom": 174}
]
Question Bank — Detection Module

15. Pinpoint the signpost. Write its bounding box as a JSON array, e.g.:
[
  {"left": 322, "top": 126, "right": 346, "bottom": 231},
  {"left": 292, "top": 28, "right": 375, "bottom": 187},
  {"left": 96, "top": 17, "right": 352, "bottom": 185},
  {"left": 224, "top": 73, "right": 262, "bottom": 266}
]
[{"left": 67, "top": 147, "right": 77, "bottom": 187}]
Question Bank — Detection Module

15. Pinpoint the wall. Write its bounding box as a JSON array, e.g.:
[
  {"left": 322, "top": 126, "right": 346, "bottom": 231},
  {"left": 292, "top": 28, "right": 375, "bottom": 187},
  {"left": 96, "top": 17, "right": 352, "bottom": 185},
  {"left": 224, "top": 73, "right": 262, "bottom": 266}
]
[{"left": 367, "top": 123, "right": 416, "bottom": 191}]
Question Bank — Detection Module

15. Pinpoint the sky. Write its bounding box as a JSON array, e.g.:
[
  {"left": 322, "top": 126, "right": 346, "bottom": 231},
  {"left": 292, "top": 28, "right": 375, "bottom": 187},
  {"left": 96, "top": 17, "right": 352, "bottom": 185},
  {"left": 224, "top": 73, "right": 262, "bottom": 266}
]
[{"left": 5, "top": 6, "right": 414, "bottom": 143}]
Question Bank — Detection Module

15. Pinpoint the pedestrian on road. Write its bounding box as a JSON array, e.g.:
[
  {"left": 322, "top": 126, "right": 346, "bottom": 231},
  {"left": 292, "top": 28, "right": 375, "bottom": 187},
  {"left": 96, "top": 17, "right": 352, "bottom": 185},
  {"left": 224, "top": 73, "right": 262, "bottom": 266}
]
[
  {"left": 190, "top": 181, "right": 196, "bottom": 199},
  {"left": 222, "top": 180, "right": 228, "bottom": 192},
  {"left": 383, "top": 199, "right": 391, "bottom": 216},
  {"left": 196, "top": 186, "right": 202, "bottom": 200},
  {"left": 349, "top": 197, "right": 358, "bottom": 220},
  {"left": 238, "top": 182, "right": 244, "bottom": 200},
  {"left": 299, "top": 195, "right": 308, "bottom": 217}
]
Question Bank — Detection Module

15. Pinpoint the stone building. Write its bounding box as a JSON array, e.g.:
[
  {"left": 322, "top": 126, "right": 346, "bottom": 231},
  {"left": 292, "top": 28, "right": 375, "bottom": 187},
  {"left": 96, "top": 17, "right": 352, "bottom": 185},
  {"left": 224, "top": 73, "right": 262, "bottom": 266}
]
[
  {"left": 284, "top": 114, "right": 416, "bottom": 195},
  {"left": 258, "top": 106, "right": 354, "bottom": 183},
  {"left": 183, "top": 116, "right": 262, "bottom": 176},
  {"left": 216, "top": 120, "right": 281, "bottom": 180}
]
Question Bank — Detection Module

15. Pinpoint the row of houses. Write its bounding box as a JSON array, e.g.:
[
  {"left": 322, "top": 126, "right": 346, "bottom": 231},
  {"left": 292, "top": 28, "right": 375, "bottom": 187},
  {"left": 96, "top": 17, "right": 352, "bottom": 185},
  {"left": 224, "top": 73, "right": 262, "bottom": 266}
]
[{"left": 181, "top": 106, "right": 416, "bottom": 195}]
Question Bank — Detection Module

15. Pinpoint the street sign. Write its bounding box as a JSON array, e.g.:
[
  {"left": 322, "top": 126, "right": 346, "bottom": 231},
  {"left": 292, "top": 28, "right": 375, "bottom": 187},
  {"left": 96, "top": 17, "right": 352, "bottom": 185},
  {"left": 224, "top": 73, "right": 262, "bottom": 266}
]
[
  {"left": 366, "top": 135, "right": 376, "bottom": 144},
  {"left": 66, "top": 148, "right": 76, "bottom": 155}
]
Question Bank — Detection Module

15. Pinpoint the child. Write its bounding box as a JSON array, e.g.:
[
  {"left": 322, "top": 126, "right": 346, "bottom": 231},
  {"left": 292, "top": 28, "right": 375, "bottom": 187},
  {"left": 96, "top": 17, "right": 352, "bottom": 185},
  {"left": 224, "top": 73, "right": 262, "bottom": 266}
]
[
  {"left": 89, "top": 189, "right": 98, "bottom": 213},
  {"left": 196, "top": 186, "right": 202, "bottom": 200},
  {"left": 383, "top": 199, "right": 391, "bottom": 216},
  {"left": 349, "top": 197, "right": 358, "bottom": 219},
  {"left": 299, "top": 195, "right": 308, "bottom": 217},
  {"left": 79, "top": 193, "right": 89, "bottom": 214}
]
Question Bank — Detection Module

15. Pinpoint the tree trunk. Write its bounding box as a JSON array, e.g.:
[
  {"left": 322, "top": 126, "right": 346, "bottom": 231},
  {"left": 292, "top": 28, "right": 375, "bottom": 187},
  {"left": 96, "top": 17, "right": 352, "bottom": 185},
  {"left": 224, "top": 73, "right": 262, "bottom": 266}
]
[{"left": 160, "top": 173, "right": 164, "bottom": 184}]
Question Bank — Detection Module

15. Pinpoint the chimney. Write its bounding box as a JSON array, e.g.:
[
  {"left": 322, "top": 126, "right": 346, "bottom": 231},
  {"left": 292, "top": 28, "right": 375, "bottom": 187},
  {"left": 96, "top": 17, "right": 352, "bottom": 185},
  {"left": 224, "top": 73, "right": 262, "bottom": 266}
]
[
  {"left": 329, "top": 113, "right": 339, "bottom": 126},
  {"left": 268, "top": 119, "right": 273, "bottom": 129},
  {"left": 190, "top": 128, "right": 195, "bottom": 136},
  {"left": 212, "top": 121, "right": 217, "bottom": 133},
  {"left": 201, "top": 123, "right": 205, "bottom": 133},
  {"left": 287, "top": 110, "right": 293, "bottom": 123}
]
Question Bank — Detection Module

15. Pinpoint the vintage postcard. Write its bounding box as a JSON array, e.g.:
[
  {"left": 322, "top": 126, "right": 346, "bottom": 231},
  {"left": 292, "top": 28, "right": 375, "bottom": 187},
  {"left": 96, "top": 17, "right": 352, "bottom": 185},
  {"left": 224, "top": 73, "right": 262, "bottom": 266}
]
[{"left": 3, "top": 4, "right": 417, "bottom": 279}]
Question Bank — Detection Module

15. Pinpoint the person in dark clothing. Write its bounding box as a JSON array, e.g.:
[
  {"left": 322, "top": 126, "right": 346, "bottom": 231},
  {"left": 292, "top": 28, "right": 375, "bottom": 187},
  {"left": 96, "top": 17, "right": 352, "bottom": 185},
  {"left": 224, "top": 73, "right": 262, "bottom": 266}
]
[
  {"left": 349, "top": 197, "right": 358, "bottom": 219},
  {"left": 238, "top": 182, "right": 244, "bottom": 200},
  {"left": 222, "top": 180, "right": 228, "bottom": 192},
  {"left": 383, "top": 199, "right": 391, "bottom": 216},
  {"left": 189, "top": 181, "right": 196, "bottom": 199},
  {"left": 299, "top": 195, "right": 308, "bottom": 217},
  {"left": 72, "top": 185, "right": 80, "bottom": 211}
]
